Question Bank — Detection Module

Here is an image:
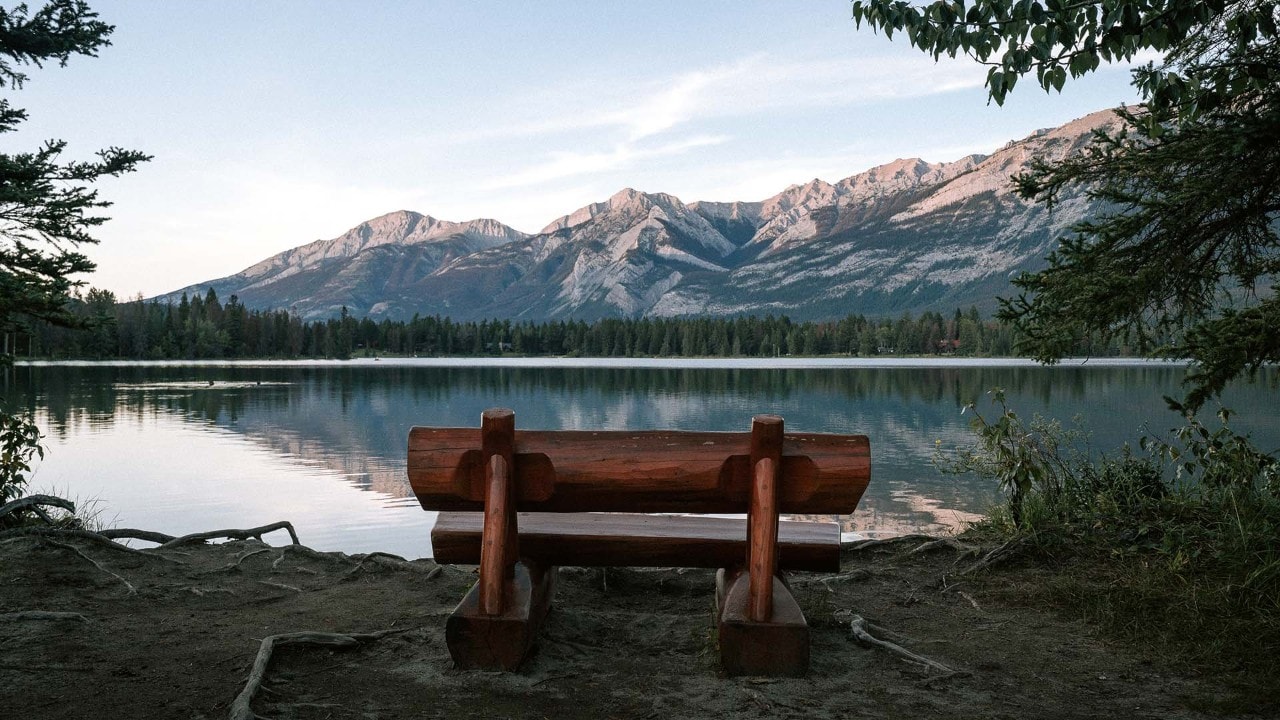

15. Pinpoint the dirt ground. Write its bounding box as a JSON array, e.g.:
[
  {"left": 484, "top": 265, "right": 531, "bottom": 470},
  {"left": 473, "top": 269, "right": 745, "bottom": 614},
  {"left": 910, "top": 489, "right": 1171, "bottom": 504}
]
[{"left": 0, "top": 529, "right": 1264, "bottom": 719}]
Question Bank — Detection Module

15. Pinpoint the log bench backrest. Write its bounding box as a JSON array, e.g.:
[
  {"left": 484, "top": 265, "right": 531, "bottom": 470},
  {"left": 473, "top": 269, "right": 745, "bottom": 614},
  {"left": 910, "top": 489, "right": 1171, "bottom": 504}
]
[
  {"left": 407, "top": 427, "right": 871, "bottom": 514},
  {"left": 408, "top": 409, "right": 872, "bottom": 676}
]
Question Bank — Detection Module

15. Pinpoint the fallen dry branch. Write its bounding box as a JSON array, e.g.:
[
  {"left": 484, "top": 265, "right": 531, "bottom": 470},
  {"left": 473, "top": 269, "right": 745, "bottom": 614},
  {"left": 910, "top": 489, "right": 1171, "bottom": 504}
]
[
  {"left": 0, "top": 610, "right": 88, "bottom": 622},
  {"left": 228, "top": 629, "right": 407, "bottom": 720},
  {"left": 160, "top": 521, "right": 300, "bottom": 550},
  {"left": 849, "top": 615, "right": 961, "bottom": 676},
  {"left": 0, "top": 494, "right": 76, "bottom": 524}
]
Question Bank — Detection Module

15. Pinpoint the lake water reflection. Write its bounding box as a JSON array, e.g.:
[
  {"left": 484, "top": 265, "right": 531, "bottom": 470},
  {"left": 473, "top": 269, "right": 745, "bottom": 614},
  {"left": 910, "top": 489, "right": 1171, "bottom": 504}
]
[{"left": 7, "top": 359, "right": 1278, "bottom": 559}]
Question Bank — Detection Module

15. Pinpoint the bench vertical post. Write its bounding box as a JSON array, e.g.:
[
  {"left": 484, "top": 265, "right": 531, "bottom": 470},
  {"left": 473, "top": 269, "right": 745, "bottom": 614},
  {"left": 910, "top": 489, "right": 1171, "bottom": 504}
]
[
  {"left": 478, "top": 409, "right": 517, "bottom": 615},
  {"left": 747, "top": 415, "right": 782, "bottom": 622},
  {"left": 717, "top": 414, "right": 811, "bottom": 677},
  {"left": 444, "top": 408, "right": 557, "bottom": 671}
]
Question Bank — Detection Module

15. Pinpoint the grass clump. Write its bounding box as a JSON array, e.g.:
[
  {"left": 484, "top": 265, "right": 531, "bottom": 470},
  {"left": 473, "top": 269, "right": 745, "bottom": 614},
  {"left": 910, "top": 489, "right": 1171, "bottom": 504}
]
[{"left": 941, "top": 390, "right": 1280, "bottom": 707}]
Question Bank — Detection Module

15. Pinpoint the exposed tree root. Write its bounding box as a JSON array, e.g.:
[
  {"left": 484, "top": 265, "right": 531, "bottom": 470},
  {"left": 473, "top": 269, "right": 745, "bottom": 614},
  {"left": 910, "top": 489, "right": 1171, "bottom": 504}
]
[
  {"left": 346, "top": 552, "right": 442, "bottom": 578},
  {"left": 0, "top": 494, "right": 76, "bottom": 524},
  {"left": 842, "top": 534, "right": 942, "bottom": 551},
  {"left": 205, "top": 548, "right": 274, "bottom": 574},
  {"left": 957, "top": 590, "right": 981, "bottom": 610},
  {"left": 181, "top": 586, "right": 237, "bottom": 597},
  {"left": 235, "top": 548, "right": 273, "bottom": 565},
  {"left": 0, "top": 610, "right": 88, "bottom": 622},
  {"left": 271, "top": 544, "right": 346, "bottom": 569},
  {"left": 908, "top": 538, "right": 977, "bottom": 557},
  {"left": 259, "top": 581, "right": 301, "bottom": 593},
  {"left": 43, "top": 538, "right": 137, "bottom": 595},
  {"left": 960, "top": 536, "right": 1027, "bottom": 576},
  {"left": 228, "top": 629, "right": 407, "bottom": 720},
  {"left": 0, "top": 527, "right": 183, "bottom": 563},
  {"left": 791, "top": 568, "right": 872, "bottom": 588},
  {"left": 160, "top": 521, "right": 300, "bottom": 550},
  {"left": 99, "top": 528, "right": 177, "bottom": 545},
  {"left": 849, "top": 615, "right": 963, "bottom": 676}
]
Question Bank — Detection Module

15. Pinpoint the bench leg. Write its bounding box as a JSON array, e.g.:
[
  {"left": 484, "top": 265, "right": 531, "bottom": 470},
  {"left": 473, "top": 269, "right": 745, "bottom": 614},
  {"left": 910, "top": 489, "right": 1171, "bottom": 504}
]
[
  {"left": 445, "top": 560, "right": 557, "bottom": 670},
  {"left": 716, "top": 567, "right": 809, "bottom": 677}
]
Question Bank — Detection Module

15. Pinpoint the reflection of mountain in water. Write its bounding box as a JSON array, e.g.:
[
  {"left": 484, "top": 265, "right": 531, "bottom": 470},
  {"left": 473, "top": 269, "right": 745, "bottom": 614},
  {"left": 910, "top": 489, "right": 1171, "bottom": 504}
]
[{"left": 10, "top": 362, "right": 1280, "bottom": 536}]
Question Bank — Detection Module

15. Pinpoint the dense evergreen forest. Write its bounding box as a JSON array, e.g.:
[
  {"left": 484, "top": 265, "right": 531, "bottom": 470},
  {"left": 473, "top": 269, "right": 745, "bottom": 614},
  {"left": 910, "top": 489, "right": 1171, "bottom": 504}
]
[{"left": 9, "top": 288, "right": 1135, "bottom": 360}]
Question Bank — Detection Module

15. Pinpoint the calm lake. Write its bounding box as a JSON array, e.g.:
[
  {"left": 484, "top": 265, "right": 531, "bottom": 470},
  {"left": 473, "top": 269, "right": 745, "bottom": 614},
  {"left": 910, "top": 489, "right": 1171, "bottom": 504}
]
[{"left": 7, "top": 359, "right": 1278, "bottom": 559}]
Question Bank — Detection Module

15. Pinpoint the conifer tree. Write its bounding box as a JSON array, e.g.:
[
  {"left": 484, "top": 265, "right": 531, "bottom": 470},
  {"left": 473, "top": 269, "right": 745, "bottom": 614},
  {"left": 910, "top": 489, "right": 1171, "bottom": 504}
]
[{"left": 1, "top": 1, "right": 146, "bottom": 501}]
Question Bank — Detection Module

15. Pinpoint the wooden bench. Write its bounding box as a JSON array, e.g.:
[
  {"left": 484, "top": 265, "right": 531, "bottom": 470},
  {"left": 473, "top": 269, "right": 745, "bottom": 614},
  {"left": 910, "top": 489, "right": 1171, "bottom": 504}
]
[{"left": 407, "top": 408, "right": 870, "bottom": 677}]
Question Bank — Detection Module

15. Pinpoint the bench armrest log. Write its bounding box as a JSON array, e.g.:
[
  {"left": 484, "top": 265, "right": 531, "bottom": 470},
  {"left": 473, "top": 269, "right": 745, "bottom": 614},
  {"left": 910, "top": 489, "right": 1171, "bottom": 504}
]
[{"left": 407, "top": 427, "right": 870, "bottom": 514}]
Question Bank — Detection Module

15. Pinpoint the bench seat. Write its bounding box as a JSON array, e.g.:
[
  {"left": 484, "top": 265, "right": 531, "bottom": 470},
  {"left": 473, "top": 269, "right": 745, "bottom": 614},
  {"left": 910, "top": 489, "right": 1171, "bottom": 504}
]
[{"left": 432, "top": 512, "right": 840, "bottom": 572}]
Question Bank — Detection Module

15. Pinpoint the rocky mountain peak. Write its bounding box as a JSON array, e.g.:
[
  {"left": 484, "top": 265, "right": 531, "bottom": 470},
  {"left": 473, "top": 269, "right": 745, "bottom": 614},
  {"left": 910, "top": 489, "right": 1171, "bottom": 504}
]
[
  {"left": 542, "top": 188, "right": 693, "bottom": 235},
  {"left": 161, "top": 107, "right": 1121, "bottom": 323},
  {"left": 761, "top": 178, "right": 840, "bottom": 219}
]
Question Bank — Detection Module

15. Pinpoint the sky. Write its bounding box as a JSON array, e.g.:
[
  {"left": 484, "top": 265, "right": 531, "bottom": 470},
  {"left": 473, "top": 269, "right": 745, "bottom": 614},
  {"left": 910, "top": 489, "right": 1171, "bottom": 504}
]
[{"left": 6, "top": 0, "right": 1144, "bottom": 299}]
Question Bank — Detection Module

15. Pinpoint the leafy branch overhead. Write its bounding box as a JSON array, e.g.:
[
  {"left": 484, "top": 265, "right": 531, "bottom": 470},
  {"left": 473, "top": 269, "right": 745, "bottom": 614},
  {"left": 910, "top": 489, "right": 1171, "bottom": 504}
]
[
  {"left": 852, "top": 0, "right": 1280, "bottom": 410},
  {"left": 851, "top": 1, "right": 1277, "bottom": 118}
]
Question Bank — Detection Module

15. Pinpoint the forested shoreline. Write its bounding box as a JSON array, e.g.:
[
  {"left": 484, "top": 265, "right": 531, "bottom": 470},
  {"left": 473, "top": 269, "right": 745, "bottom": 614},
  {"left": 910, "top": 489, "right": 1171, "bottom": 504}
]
[{"left": 9, "top": 288, "right": 1140, "bottom": 360}]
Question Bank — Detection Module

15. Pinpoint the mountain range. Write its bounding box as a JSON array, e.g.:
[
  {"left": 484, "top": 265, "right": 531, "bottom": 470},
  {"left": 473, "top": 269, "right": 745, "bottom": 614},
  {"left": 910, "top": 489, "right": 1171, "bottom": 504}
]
[{"left": 160, "top": 109, "right": 1116, "bottom": 322}]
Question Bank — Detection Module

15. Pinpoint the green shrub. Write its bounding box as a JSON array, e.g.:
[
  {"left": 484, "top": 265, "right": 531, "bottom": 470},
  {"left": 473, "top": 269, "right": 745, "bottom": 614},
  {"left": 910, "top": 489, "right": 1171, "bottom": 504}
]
[
  {"left": 940, "top": 389, "right": 1280, "bottom": 682},
  {"left": 1, "top": 406, "right": 43, "bottom": 506}
]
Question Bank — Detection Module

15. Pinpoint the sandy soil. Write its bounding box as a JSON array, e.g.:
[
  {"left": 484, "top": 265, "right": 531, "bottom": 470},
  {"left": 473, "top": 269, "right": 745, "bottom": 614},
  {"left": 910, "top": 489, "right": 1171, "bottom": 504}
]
[{"left": 0, "top": 531, "right": 1256, "bottom": 719}]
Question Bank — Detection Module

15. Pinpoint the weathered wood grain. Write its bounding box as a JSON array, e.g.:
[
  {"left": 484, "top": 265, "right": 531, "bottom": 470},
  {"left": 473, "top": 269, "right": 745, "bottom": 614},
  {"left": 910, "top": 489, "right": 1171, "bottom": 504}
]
[
  {"left": 408, "top": 427, "right": 870, "bottom": 513},
  {"left": 748, "top": 415, "right": 784, "bottom": 623},
  {"left": 477, "top": 409, "right": 517, "bottom": 616}
]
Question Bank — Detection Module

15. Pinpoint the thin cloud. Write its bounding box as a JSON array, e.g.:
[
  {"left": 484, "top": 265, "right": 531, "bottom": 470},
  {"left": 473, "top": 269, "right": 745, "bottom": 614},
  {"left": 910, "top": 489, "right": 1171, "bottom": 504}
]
[
  {"left": 474, "top": 53, "right": 987, "bottom": 190},
  {"left": 484, "top": 134, "right": 729, "bottom": 190},
  {"left": 450, "top": 52, "right": 988, "bottom": 146}
]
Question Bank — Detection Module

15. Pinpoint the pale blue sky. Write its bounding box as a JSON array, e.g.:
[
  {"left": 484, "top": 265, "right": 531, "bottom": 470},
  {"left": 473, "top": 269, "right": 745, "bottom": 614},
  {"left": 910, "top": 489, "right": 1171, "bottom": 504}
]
[{"left": 8, "top": 1, "right": 1142, "bottom": 298}]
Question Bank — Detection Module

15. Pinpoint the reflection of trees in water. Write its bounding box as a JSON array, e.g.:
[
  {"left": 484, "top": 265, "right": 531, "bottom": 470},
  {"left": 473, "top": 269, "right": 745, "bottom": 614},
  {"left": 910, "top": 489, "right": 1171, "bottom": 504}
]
[
  {"left": 15, "top": 362, "right": 1277, "bottom": 444},
  {"left": 11, "top": 363, "right": 1280, "bottom": 524}
]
